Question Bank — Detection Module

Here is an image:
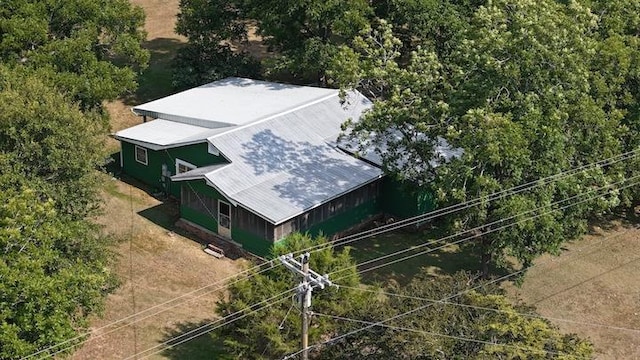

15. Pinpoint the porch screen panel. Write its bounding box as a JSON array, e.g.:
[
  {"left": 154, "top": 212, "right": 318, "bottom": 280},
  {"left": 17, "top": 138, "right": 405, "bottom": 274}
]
[
  {"left": 233, "top": 206, "right": 274, "bottom": 241},
  {"left": 273, "top": 179, "right": 382, "bottom": 240},
  {"left": 181, "top": 186, "right": 218, "bottom": 218}
]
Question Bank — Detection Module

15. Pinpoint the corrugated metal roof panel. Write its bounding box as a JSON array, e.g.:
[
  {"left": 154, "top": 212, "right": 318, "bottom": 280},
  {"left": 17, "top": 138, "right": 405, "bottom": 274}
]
[
  {"left": 132, "top": 77, "right": 338, "bottom": 128},
  {"left": 113, "top": 119, "right": 231, "bottom": 149},
  {"left": 203, "top": 91, "right": 382, "bottom": 224},
  {"left": 170, "top": 163, "right": 229, "bottom": 181}
]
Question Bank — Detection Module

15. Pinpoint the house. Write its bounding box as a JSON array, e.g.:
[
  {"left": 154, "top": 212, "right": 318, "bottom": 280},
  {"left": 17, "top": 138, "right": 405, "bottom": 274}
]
[{"left": 114, "top": 78, "right": 435, "bottom": 256}]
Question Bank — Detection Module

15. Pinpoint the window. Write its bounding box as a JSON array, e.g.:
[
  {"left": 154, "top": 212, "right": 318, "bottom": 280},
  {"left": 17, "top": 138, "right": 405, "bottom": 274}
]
[
  {"left": 176, "top": 158, "right": 196, "bottom": 174},
  {"left": 135, "top": 145, "right": 148, "bottom": 165}
]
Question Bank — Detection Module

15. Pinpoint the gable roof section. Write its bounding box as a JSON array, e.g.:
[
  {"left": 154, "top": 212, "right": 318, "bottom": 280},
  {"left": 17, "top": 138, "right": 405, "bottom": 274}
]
[
  {"left": 132, "top": 77, "right": 337, "bottom": 129},
  {"left": 173, "top": 90, "right": 383, "bottom": 225}
]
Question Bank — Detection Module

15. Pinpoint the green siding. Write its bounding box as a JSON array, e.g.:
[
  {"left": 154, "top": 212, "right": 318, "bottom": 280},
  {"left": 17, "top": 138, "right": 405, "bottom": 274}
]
[
  {"left": 306, "top": 198, "right": 381, "bottom": 238},
  {"left": 184, "top": 179, "right": 224, "bottom": 199},
  {"left": 381, "top": 177, "right": 435, "bottom": 218},
  {"left": 179, "top": 179, "right": 225, "bottom": 233},
  {"left": 121, "top": 142, "right": 166, "bottom": 191},
  {"left": 120, "top": 141, "right": 227, "bottom": 197},
  {"left": 181, "top": 206, "right": 219, "bottom": 232},
  {"left": 179, "top": 179, "right": 273, "bottom": 256},
  {"left": 231, "top": 228, "right": 272, "bottom": 257}
]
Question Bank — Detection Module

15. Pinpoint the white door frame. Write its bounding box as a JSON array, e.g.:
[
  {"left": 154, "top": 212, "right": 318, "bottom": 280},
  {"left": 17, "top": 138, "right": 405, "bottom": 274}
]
[{"left": 218, "top": 200, "right": 232, "bottom": 238}]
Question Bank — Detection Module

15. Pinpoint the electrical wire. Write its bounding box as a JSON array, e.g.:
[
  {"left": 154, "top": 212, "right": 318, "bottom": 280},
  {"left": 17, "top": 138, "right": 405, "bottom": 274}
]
[
  {"left": 143, "top": 176, "right": 640, "bottom": 360},
  {"left": 280, "top": 177, "right": 640, "bottom": 359},
  {"left": 23, "top": 149, "right": 639, "bottom": 359},
  {"left": 292, "top": 148, "right": 640, "bottom": 256},
  {"left": 337, "top": 284, "right": 640, "bottom": 334},
  {"left": 330, "top": 175, "right": 640, "bottom": 282},
  {"left": 311, "top": 312, "right": 584, "bottom": 359},
  {"left": 125, "top": 288, "right": 297, "bottom": 360},
  {"left": 31, "top": 260, "right": 281, "bottom": 359}
]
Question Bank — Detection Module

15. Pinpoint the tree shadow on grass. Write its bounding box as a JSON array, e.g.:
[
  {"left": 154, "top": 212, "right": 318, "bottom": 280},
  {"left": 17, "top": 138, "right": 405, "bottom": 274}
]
[
  {"left": 160, "top": 320, "right": 232, "bottom": 360},
  {"left": 123, "top": 37, "right": 185, "bottom": 106},
  {"left": 345, "top": 229, "right": 514, "bottom": 287},
  {"left": 588, "top": 205, "right": 640, "bottom": 234}
]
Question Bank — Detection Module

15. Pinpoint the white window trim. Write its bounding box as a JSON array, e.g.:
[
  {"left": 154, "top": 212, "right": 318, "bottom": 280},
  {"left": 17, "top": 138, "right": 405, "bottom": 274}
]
[
  {"left": 135, "top": 145, "right": 148, "bottom": 165},
  {"left": 175, "top": 158, "right": 197, "bottom": 174}
]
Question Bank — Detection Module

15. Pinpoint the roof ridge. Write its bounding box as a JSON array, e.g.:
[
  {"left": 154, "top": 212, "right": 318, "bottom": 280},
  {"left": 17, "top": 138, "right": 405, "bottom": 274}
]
[{"left": 206, "top": 91, "right": 339, "bottom": 141}]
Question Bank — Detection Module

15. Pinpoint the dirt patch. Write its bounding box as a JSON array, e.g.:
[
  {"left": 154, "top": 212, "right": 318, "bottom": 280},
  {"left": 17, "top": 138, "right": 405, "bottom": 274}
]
[{"left": 504, "top": 225, "right": 640, "bottom": 359}]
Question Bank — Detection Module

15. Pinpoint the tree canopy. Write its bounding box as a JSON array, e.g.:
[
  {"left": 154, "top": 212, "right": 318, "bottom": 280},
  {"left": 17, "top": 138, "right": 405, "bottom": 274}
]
[
  {"left": 193, "top": 236, "right": 593, "bottom": 359},
  {"left": 0, "top": 66, "right": 107, "bottom": 219},
  {"left": 0, "top": 180, "right": 116, "bottom": 359},
  {"left": 198, "top": 234, "right": 368, "bottom": 359},
  {"left": 333, "top": 0, "right": 637, "bottom": 276},
  {"left": 0, "top": 0, "right": 149, "bottom": 109},
  {"left": 174, "top": 0, "right": 484, "bottom": 86},
  {"left": 0, "top": 1, "right": 148, "bottom": 356},
  {"left": 0, "top": 66, "right": 118, "bottom": 359},
  {"left": 322, "top": 271, "right": 593, "bottom": 359}
]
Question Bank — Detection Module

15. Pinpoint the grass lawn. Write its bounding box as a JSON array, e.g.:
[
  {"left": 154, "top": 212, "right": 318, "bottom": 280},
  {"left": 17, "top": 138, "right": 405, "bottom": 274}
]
[
  {"left": 344, "top": 218, "right": 640, "bottom": 360},
  {"left": 503, "top": 223, "right": 640, "bottom": 360},
  {"left": 73, "top": 174, "right": 247, "bottom": 360},
  {"left": 344, "top": 227, "right": 511, "bottom": 286}
]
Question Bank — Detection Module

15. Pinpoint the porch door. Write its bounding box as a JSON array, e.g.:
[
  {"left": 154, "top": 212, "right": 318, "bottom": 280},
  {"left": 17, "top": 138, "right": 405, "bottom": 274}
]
[{"left": 218, "top": 200, "right": 231, "bottom": 238}]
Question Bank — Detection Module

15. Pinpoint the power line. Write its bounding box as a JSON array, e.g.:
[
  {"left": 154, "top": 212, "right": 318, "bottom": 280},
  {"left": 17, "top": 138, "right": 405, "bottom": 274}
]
[
  {"left": 125, "top": 288, "right": 297, "bottom": 360},
  {"left": 24, "top": 149, "right": 639, "bottom": 358},
  {"left": 146, "top": 176, "right": 640, "bottom": 360},
  {"left": 330, "top": 175, "right": 640, "bottom": 281},
  {"left": 280, "top": 178, "right": 640, "bottom": 359},
  {"left": 31, "top": 260, "right": 282, "bottom": 359},
  {"left": 292, "top": 148, "right": 640, "bottom": 256},
  {"left": 337, "top": 284, "right": 640, "bottom": 334},
  {"left": 92, "top": 170, "right": 640, "bottom": 358},
  {"left": 128, "top": 183, "right": 139, "bottom": 359},
  {"left": 311, "top": 312, "right": 585, "bottom": 359},
  {"left": 283, "top": 266, "right": 550, "bottom": 359}
]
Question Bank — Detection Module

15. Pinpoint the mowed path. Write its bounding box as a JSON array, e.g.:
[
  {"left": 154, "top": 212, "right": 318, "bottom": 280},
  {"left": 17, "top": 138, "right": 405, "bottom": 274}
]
[{"left": 73, "top": 1, "right": 246, "bottom": 359}]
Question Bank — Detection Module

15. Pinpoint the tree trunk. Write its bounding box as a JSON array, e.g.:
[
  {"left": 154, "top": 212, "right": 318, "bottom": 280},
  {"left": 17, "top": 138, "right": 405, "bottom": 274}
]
[{"left": 480, "top": 237, "right": 492, "bottom": 279}]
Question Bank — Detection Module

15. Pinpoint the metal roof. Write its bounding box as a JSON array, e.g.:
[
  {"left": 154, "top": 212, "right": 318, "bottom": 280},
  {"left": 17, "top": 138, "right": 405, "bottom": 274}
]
[
  {"left": 132, "top": 77, "right": 338, "bottom": 129},
  {"left": 337, "top": 131, "right": 463, "bottom": 182},
  {"left": 171, "top": 163, "right": 229, "bottom": 181},
  {"left": 172, "top": 90, "right": 383, "bottom": 224},
  {"left": 113, "top": 119, "right": 230, "bottom": 150}
]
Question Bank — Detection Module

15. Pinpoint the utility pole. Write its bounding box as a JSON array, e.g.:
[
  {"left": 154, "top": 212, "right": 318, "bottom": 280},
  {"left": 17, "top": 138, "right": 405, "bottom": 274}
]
[{"left": 280, "top": 252, "right": 333, "bottom": 360}]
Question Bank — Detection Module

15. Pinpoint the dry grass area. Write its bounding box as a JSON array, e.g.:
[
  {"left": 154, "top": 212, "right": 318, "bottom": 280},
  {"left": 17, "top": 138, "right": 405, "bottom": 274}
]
[
  {"left": 73, "top": 178, "right": 246, "bottom": 360},
  {"left": 504, "top": 224, "right": 640, "bottom": 359},
  {"left": 73, "top": 1, "right": 248, "bottom": 359}
]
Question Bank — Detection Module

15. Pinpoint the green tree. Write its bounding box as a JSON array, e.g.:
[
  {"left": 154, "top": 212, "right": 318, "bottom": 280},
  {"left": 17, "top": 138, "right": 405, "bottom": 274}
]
[
  {"left": 200, "top": 234, "right": 369, "bottom": 359},
  {"left": 173, "top": 0, "right": 260, "bottom": 89},
  {"left": 321, "top": 271, "right": 593, "bottom": 359},
  {"left": 0, "top": 0, "right": 149, "bottom": 109},
  {"left": 175, "top": 0, "right": 373, "bottom": 85},
  {"left": 0, "top": 176, "right": 116, "bottom": 359},
  {"left": 0, "top": 66, "right": 106, "bottom": 219},
  {"left": 335, "top": 1, "right": 626, "bottom": 276},
  {"left": 374, "top": 0, "right": 480, "bottom": 59}
]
